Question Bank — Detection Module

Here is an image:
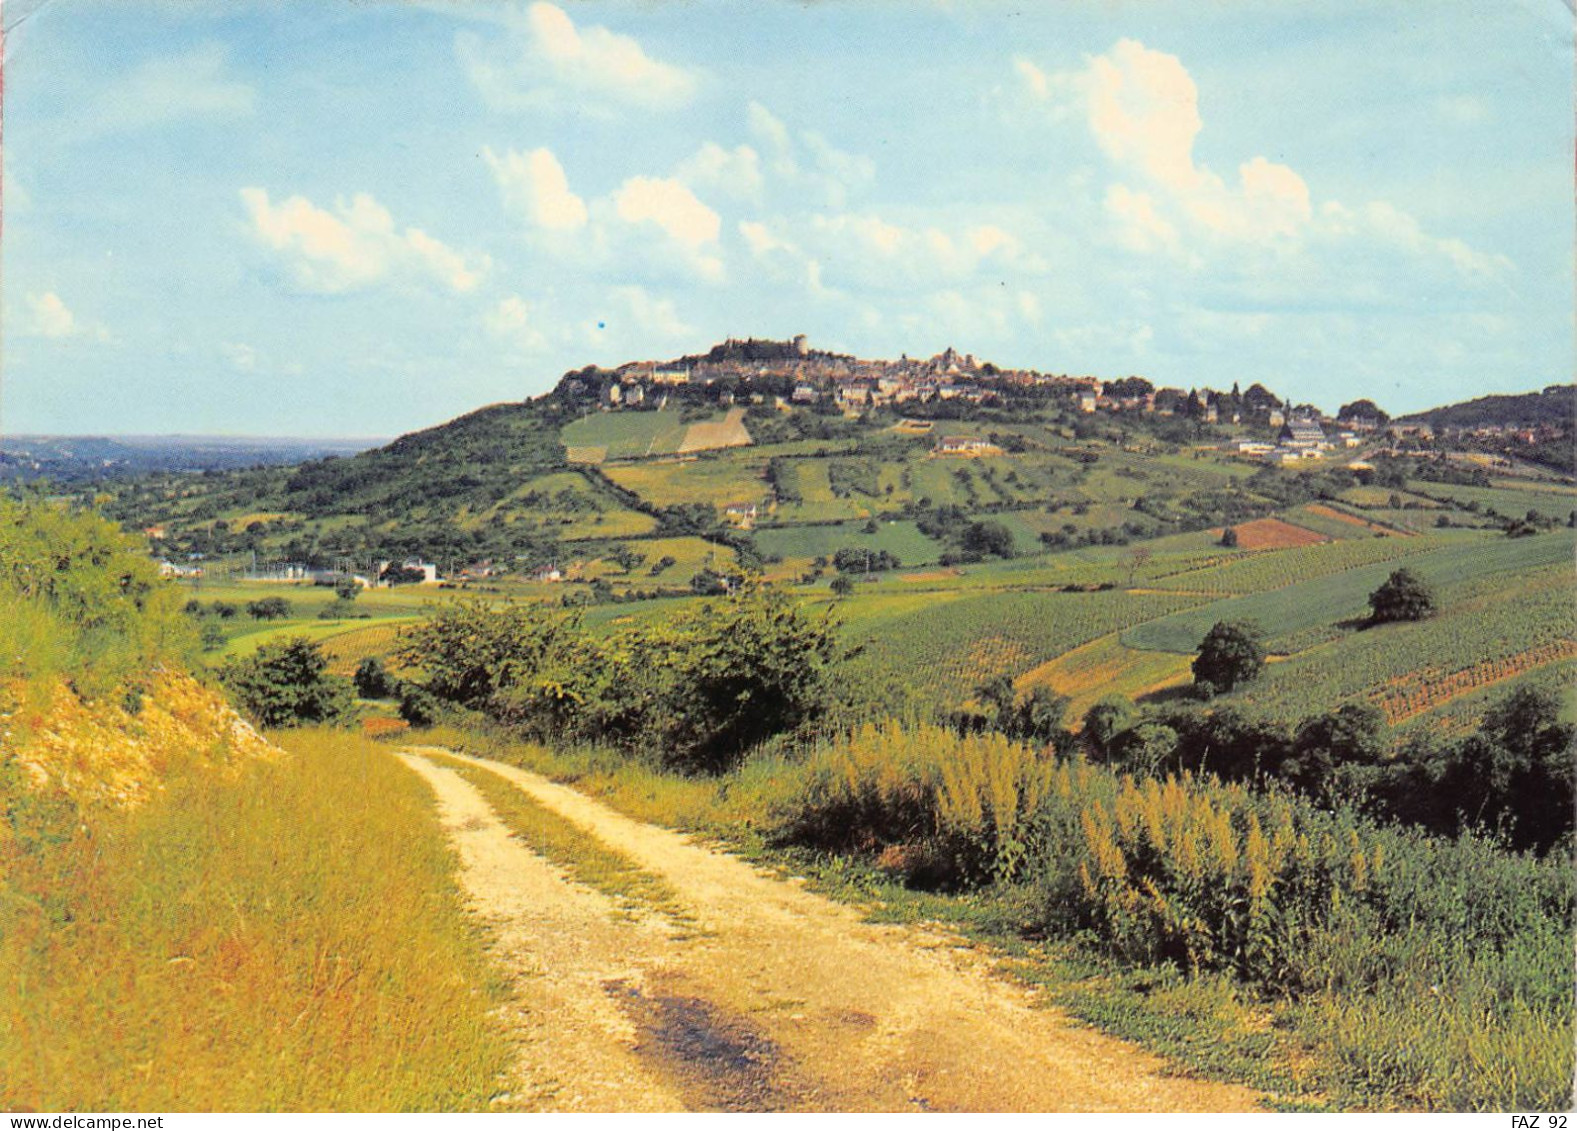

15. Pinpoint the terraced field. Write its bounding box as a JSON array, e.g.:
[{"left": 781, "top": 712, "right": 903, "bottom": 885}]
[
  {"left": 1016, "top": 634, "right": 1193, "bottom": 723},
  {"left": 561, "top": 410, "right": 691, "bottom": 463},
  {"left": 604, "top": 456, "right": 767, "bottom": 509},
  {"left": 1227, "top": 563, "right": 1575, "bottom": 725},
  {"left": 843, "top": 588, "right": 1209, "bottom": 708},
  {"left": 752, "top": 519, "right": 945, "bottom": 565},
  {"left": 1124, "top": 530, "right": 1573, "bottom": 654}
]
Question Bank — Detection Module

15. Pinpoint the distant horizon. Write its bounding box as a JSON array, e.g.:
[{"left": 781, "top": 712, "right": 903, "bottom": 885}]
[
  {"left": 5, "top": 2, "right": 1571, "bottom": 435},
  {"left": 4, "top": 340, "right": 1569, "bottom": 445}
]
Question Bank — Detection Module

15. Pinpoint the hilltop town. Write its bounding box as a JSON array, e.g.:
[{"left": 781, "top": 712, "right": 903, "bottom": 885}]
[{"left": 560, "top": 334, "right": 1399, "bottom": 467}]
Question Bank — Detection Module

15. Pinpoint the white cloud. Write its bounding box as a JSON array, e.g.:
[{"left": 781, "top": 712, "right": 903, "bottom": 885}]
[
  {"left": 483, "top": 147, "right": 724, "bottom": 281},
  {"left": 1104, "top": 184, "right": 1181, "bottom": 256},
  {"left": 746, "top": 101, "right": 874, "bottom": 208},
  {"left": 26, "top": 292, "right": 78, "bottom": 338},
  {"left": 18, "top": 291, "right": 112, "bottom": 343},
  {"left": 613, "top": 176, "right": 720, "bottom": 249},
  {"left": 675, "top": 142, "right": 763, "bottom": 201},
  {"left": 457, "top": 2, "right": 696, "bottom": 114},
  {"left": 76, "top": 44, "right": 255, "bottom": 139},
  {"left": 240, "top": 188, "right": 487, "bottom": 294},
  {"left": 1437, "top": 94, "right": 1490, "bottom": 126},
  {"left": 483, "top": 146, "right": 587, "bottom": 232},
  {"left": 483, "top": 294, "right": 548, "bottom": 352},
  {"left": 1029, "top": 38, "right": 1507, "bottom": 280},
  {"left": 609, "top": 285, "right": 692, "bottom": 341},
  {"left": 798, "top": 211, "right": 1037, "bottom": 290}
]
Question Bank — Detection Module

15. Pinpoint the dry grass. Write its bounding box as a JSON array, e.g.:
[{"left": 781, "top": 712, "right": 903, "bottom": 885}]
[
  {"left": 0, "top": 729, "right": 509, "bottom": 1111},
  {"left": 1016, "top": 634, "right": 1193, "bottom": 724},
  {"left": 678, "top": 407, "right": 753, "bottom": 453},
  {"left": 1215, "top": 518, "right": 1329, "bottom": 551}
]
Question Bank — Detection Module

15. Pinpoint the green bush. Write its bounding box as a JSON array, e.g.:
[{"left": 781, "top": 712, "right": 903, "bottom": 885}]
[
  {"left": 220, "top": 638, "right": 356, "bottom": 728},
  {"left": 0, "top": 498, "right": 193, "bottom": 693}
]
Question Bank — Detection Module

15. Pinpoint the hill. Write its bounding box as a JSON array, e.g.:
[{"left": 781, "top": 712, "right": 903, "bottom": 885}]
[
  {"left": 1399, "top": 383, "right": 1575, "bottom": 472},
  {"left": 1400, "top": 383, "right": 1574, "bottom": 430}
]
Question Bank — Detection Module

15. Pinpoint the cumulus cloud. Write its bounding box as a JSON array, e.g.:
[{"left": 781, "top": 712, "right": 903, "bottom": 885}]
[
  {"left": 27, "top": 292, "right": 78, "bottom": 338},
  {"left": 1024, "top": 38, "right": 1507, "bottom": 280},
  {"left": 484, "top": 146, "right": 725, "bottom": 281},
  {"left": 458, "top": 2, "right": 696, "bottom": 114},
  {"left": 240, "top": 188, "right": 488, "bottom": 294},
  {"left": 483, "top": 146, "right": 588, "bottom": 232},
  {"left": 746, "top": 102, "right": 874, "bottom": 208},
  {"left": 609, "top": 285, "right": 692, "bottom": 341},
  {"left": 792, "top": 211, "right": 1039, "bottom": 291},
  {"left": 483, "top": 294, "right": 549, "bottom": 352},
  {"left": 18, "top": 292, "right": 112, "bottom": 343},
  {"left": 222, "top": 341, "right": 258, "bottom": 372},
  {"left": 613, "top": 177, "right": 721, "bottom": 249},
  {"left": 675, "top": 142, "right": 764, "bottom": 202},
  {"left": 24, "top": 293, "right": 80, "bottom": 337}
]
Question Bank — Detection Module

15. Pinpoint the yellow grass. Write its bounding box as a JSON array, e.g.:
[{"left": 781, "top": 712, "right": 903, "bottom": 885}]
[
  {"left": 678, "top": 406, "right": 752, "bottom": 452},
  {"left": 603, "top": 456, "right": 766, "bottom": 509},
  {"left": 573, "top": 536, "right": 737, "bottom": 582},
  {"left": 0, "top": 729, "right": 509, "bottom": 1111},
  {"left": 1017, "top": 633, "right": 1193, "bottom": 724}
]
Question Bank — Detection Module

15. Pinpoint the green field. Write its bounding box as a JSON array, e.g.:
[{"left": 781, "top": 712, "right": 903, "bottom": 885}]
[
  {"left": 843, "top": 587, "right": 1209, "bottom": 709},
  {"left": 1229, "top": 565, "right": 1574, "bottom": 725},
  {"left": 752, "top": 519, "right": 945, "bottom": 565},
  {"left": 561, "top": 409, "right": 691, "bottom": 462},
  {"left": 1124, "top": 529, "right": 1574, "bottom": 653},
  {"left": 603, "top": 455, "right": 767, "bottom": 509}
]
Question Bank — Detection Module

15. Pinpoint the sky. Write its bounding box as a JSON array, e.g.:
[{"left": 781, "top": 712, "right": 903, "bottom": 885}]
[{"left": 2, "top": 0, "right": 1572, "bottom": 437}]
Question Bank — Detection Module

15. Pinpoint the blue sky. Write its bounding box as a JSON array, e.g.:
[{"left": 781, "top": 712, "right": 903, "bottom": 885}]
[{"left": 3, "top": 0, "right": 1571, "bottom": 436}]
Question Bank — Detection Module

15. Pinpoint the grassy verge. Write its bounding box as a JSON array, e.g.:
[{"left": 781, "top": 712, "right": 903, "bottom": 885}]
[
  {"left": 1, "top": 729, "right": 510, "bottom": 1111},
  {"left": 417, "top": 721, "right": 1573, "bottom": 1112},
  {"left": 421, "top": 750, "right": 692, "bottom": 928}
]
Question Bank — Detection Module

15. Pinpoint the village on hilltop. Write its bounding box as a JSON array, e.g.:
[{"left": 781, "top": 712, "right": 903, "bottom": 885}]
[{"left": 561, "top": 334, "right": 1398, "bottom": 467}]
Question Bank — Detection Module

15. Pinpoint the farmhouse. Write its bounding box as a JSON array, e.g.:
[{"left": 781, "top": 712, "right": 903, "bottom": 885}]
[
  {"left": 1278, "top": 419, "right": 1330, "bottom": 449},
  {"left": 934, "top": 435, "right": 996, "bottom": 456},
  {"left": 723, "top": 502, "right": 759, "bottom": 528},
  {"left": 530, "top": 564, "right": 563, "bottom": 583}
]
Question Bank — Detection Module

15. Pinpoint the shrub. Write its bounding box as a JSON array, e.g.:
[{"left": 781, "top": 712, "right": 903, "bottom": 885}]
[
  {"left": 220, "top": 638, "right": 356, "bottom": 728},
  {"left": 1191, "top": 620, "right": 1265, "bottom": 691},
  {"left": 353, "top": 656, "right": 395, "bottom": 699},
  {"left": 245, "top": 596, "right": 293, "bottom": 621},
  {"left": 1368, "top": 568, "right": 1436, "bottom": 623}
]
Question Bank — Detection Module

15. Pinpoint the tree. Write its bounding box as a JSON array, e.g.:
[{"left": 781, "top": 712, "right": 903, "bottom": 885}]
[
  {"left": 649, "top": 585, "right": 843, "bottom": 773},
  {"left": 246, "top": 596, "right": 293, "bottom": 621},
  {"left": 1281, "top": 703, "right": 1387, "bottom": 805},
  {"left": 220, "top": 637, "right": 355, "bottom": 728},
  {"left": 1220, "top": 526, "right": 1239, "bottom": 548},
  {"left": 689, "top": 569, "right": 731, "bottom": 596},
  {"left": 1192, "top": 621, "right": 1265, "bottom": 692},
  {"left": 1338, "top": 398, "right": 1390, "bottom": 425},
  {"left": 354, "top": 656, "right": 395, "bottom": 699},
  {"left": 380, "top": 563, "right": 429, "bottom": 586},
  {"left": 609, "top": 544, "right": 646, "bottom": 574},
  {"left": 333, "top": 576, "right": 360, "bottom": 601},
  {"left": 829, "top": 574, "right": 856, "bottom": 599},
  {"left": 961, "top": 520, "right": 1015, "bottom": 559},
  {"left": 1368, "top": 568, "right": 1436, "bottom": 624},
  {"left": 1083, "top": 694, "right": 1138, "bottom": 760}
]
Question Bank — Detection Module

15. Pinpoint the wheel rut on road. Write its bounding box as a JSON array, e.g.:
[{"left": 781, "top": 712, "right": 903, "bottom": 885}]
[{"left": 400, "top": 745, "right": 1264, "bottom": 1113}]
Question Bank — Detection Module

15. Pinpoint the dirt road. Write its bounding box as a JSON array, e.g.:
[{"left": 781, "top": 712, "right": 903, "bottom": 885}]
[{"left": 398, "top": 746, "right": 1263, "bottom": 1113}]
